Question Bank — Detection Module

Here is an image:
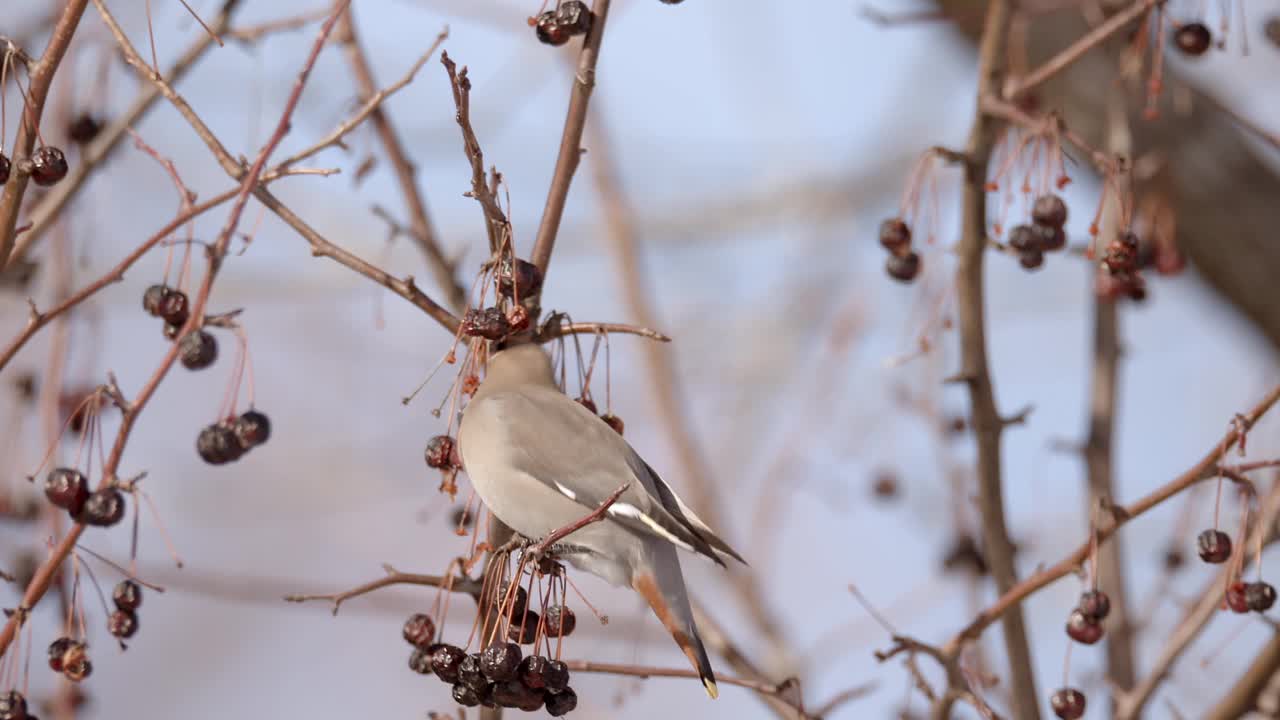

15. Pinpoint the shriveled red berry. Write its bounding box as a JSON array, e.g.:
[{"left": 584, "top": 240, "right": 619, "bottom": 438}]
[
  {"left": 601, "top": 413, "right": 624, "bottom": 435},
  {"left": 878, "top": 218, "right": 912, "bottom": 253},
  {"left": 519, "top": 654, "right": 549, "bottom": 689},
  {"left": 1174, "top": 22, "right": 1212, "bottom": 56},
  {"left": 0, "top": 153, "right": 10, "bottom": 185},
  {"left": 30, "top": 147, "right": 69, "bottom": 186},
  {"left": 77, "top": 487, "right": 125, "bottom": 527},
  {"left": 1065, "top": 609, "right": 1104, "bottom": 644},
  {"left": 462, "top": 307, "right": 511, "bottom": 340},
  {"left": 47, "top": 637, "right": 74, "bottom": 672},
  {"left": 108, "top": 609, "right": 138, "bottom": 638},
  {"left": 408, "top": 647, "right": 432, "bottom": 674},
  {"left": 492, "top": 679, "right": 543, "bottom": 709},
  {"left": 142, "top": 284, "right": 169, "bottom": 316},
  {"left": 1031, "top": 194, "right": 1068, "bottom": 228},
  {"left": 233, "top": 409, "right": 271, "bottom": 448},
  {"left": 1019, "top": 249, "right": 1044, "bottom": 270},
  {"left": 452, "top": 682, "right": 482, "bottom": 707},
  {"left": 1246, "top": 582, "right": 1277, "bottom": 612},
  {"left": 458, "top": 653, "right": 488, "bottom": 691},
  {"left": 555, "top": 1, "right": 593, "bottom": 36},
  {"left": 113, "top": 579, "right": 143, "bottom": 611},
  {"left": 44, "top": 467, "right": 90, "bottom": 514},
  {"left": 545, "top": 686, "right": 578, "bottom": 716},
  {"left": 480, "top": 641, "right": 522, "bottom": 681},
  {"left": 508, "top": 611, "right": 539, "bottom": 644},
  {"left": 179, "top": 330, "right": 218, "bottom": 370},
  {"left": 544, "top": 605, "right": 576, "bottom": 638},
  {"left": 197, "top": 423, "right": 245, "bottom": 465},
  {"left": 431, "top": 644, "right": 467, "bottom": 683},
  {"left": 68, "top": 114, "right": 103, "bottom": 144},
  {"left": 158, "top": 289, "right": 190, "bottom": 327},
  {"left": 425, "top": 435, "right": 456, "bottom": 470},
  {"left": 1226, "top": 581, "right": 1251, "bottom": 613},
  {"left": 1197, "top": 529, "right": 1232, "bottom": 563},
  {"left": 1050, "top": 687, "right": 1086, "bottom": 719},
  {"left": 542, "top": 658, "right": 570, "bottom": 693},
  {"left": 1102, "top": 231, "right": 1140, "bottom": 275},
  {"left": 402, "top": 613, "right": 437, "bottom": 648},
  {"left": 885, "top": 251, "right": 921, "bottom": 283},
  {"left": 535, "top": 11, "right": 571, "bottom": 45},
  {"left": 497, "top": 257, "right": 544, "bottom": 298},
  {"left": 1078, "top": 590, "right": 1111, "bottom": 622},
  {"left": 0, "top": 690, "right": 28, "bottom": 720},
  {"left": 498, "top": 582, "right": 528, "bottom": 617}
]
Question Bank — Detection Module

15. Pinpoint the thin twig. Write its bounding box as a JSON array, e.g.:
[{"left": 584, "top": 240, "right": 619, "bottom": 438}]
[
  {"left": 529, "top": 483, "right": 628, "bottom": 557},
  {"left": 284, "top": 564, "right": 481, "bottom": 615},
  {"left": 440, "top": 51, "right": 509, "bottom": 256}
]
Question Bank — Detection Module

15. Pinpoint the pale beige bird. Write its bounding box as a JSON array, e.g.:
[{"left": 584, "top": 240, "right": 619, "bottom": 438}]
[{"left": 458, "top": 341, "right": 745, "bottom": 698}]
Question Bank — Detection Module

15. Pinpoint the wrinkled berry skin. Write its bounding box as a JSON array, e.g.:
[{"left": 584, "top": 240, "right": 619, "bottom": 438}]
[
  {"left": 1050, "top": 687, "right": 1086, "bottom": 719},
  {"left": 233, "top": 409, "right": 271, "bottom": 448},
  {"left": 462, "top": 307, "right": 511, "bottom": 340},
  {"left": 508, "top": 611, "right": 539, "bottom": 644},
  {"left": 44, "top": 467, "right": 90, "bottom": 515},
  {"left": 30, "top": 146, "right": 69, "bottom": 186},
  {"left": 885, "top": 251, "right": 921, "bottom": 283},
  {"left": 1078, "top": 590, "right": 1110, "bottom": 622},
  {"left": 108, "top": 609, "right": 138, "bottom": 638},
  {"left": 497, "top": 257, "right": 544, "bottom": 298},
  {"left": 545, "top": 686, "right": 578, "bottom": 716},
  {"left": 408, "top": 647, "right": 432, "bottom": 674},
  {"left": 425, "top": 435, "right": 456, "bottom": 470},
  {"left": 113, "top": 579, "right": 143, "bottom": 611},
  {"left": 0, "top": 690, "right": 28, "bottom": 720},
  {"left": 543, "top": 658, "right": 570, "bottom": 693},
  {"left": 452, "top": 683, "right": 482, "bottom": 707},
  {"left": 1197, "top": 529, "right": 1232, "bottom": 564},
  {"left": 555, "top": 1, "right": 593, "bottom": 36},
  {"left": 1247, "top": 582, "right": 1277, "bottom": 612},
  {"left": 47, "top": 637, "right": 74, "bottom": 672},
  {"left": 544, "top": 605, "right": 576, "bottom": 637},
  {"left": 431, "top": 644, "right": 467, "bottom": 683},
  {"left": 1065, "top": 609, "right": 1103, "bottom": 645},
  {"left": 519, "top": 654, "right": 549, "bottom": 689},
  {"left": 535, "top": 12, "right": 571, "bottom": 46},
  {"left": 197, "top": 423, "right": 245, "bottom": 465},
  {"left": 179, "top": 330, "right": 218, "bottom": 370},
  {"left": 402, "top": 613, "right": 436, "bottom": 649},
  {"left": 878, "top": 218, "right": 911, "bottom": 253},
  {"left": 1031, "top": 194, "right": 1068, "bottom": 228},
  {"left": 142, "top": 284, "right": 169, "bottom": 316},
  {"left": 1175, "top": 22, "right": 1212, "bottom": 56},
  {"left": 458, "top": 653, "right": 488, "bottom": 692},
  {"left": 77, "top": 488, "right": 126, "bottom": 527},
  {"left": 480, "top": 641, "right": 522, "bottom": 682}
]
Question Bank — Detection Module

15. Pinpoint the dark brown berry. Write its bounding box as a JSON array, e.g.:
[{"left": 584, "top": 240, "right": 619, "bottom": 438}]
[
  {"left": 44, "top": 467, "right": 90, "bottom": 514},
  {"left": 0, "top": 153, "right": 10, "bottom": 185},
  {"left": 492, "top": 679, "right": 543, "bottom": 710},
  {"left": 498, "top": 582, "right": 528, "bottom": 617},
  {"left": 1019, "top": 249, "right": 1044, "bottom": 270},
  {"left": 575, "top": 397, "right": 598, "bottom": 414},
  {"left": 497, "top": 257, "right": 544, "bottom": 299},
  {"left": 1102, "top": 232, "right": 1140, "bottom": 275},
  {"left": 47, "top": 637, "right": 74, "bottom": 672},
  {"left": 0, "top": 690, "right": 28, "bottom": 720},
  {"left": 1050, "top": 687, "right": 1086, "bottom": 719},
  {"left": 30, "top": 147, "right": 69, "bottom": 186},
  {"left": 142, "top": 284, "right": 168, "bottom": 316},
  {"left": 196, "top": 423, "right": 245, "bottom": 465},
  {"left": 1246, "top": 582, "right": 1277, "bottom": 612},
  {"left": 1163, "top": 546, "right": 1186, "bottom": 571},
  {"left": 1065, "top": 609, "right": 1104, "bottom": 644},
  {"left": 480, "top": 641, "right": 522, "bottom": 681},
  {"left": 885, "top": 251, "right": 921, "bottom": 283},
  {"left": 113, "top": 579, "right": 143, "bottom": 611},
  {"left": 1031, "top": 194, "right": 1068, "bottom": 228},
  {"left": 1033, "top": 223, "right": 1066, "bottom": 251},
  {"left": 1226, "top": 581, "right": 1251, "bottom": 613},
  {"left": 545, "top": 686, "right": 578, "bottom": 716},
  {"left": 1174, "top": 22, "right": 1212, "bottom": 56},
  {"left": 508, "top": 611, "right": 539, "bottom": 644},
  {"left": 68, "top": 114, "right": 103, "bottom": 144},
  {"left": 519, "top": 654, "right": 549, "bottom": 689},
  {"left": 1007, "top": 224, "right": 1038, "bottom": 252},
  {"left": 543, "top": 659, "right": 570, "bottom": 693},
  {"left": 179, "top": 330, "right": 218, "bottom": 370},
  {"left": 108, "top": 609, "right": 138, "bottom": 638},
  {"left": 556, "top": 1, "right": 593, "bottom": 36},
  {"left": 425, "top": 435, "right": 456, "bottom": 470},
  {"left": 233, "top": 409, "right": 271, "bottom": 448},
  {"left": 1197, "top": 529, "right": 1232, "bottom": 563},
  {"left": 430, "top": 644, "right": 467, "bottom": 683},
  {"left": 601, "top": 413, "right": 625, "bottom": 435},
  {"left": 535, "top": 11, "right": 572, "bottom": 45},
  {"left": 402, "top": 613, "right": 436, "bottom": 648},
  {"left": 878, "top": 218, "right": 912, "bottom": 253},
  {"left": 408, "top": 647, "right": 433, "bottom": 674},
  {"left": 158, "top": 289, "right": 189, "bottom": 327},
  {"left": 1078, "top": 590, "right": 1111, "bottom": 622},
  {"left": 63, "top": 655, "right": 92, "bottom": 682},
  {"left": 77, "top": 488, "right": 125, "bottom": 527},
  {"left": 462, "top": 307, "right": 511, "bottom": 340},
  {"left": 452, "top": 683, "right": 482, "bottom": 707},
  {"left": 506, "top": 305, "right": 531, "bottom": 332},
  {"left": 544, "top": 605, "right": 576, "bottom": 637},
  {"left": 458, "top": 653, "right": 488, "bottom": 691}
]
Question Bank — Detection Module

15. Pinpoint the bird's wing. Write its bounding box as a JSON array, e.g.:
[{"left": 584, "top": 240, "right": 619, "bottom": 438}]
[
  {"left": 472, "top": 387, "right": 726, "bottom": 565},
  {"left": 635, "top": 457, "right": 746, "bottom": 565}
]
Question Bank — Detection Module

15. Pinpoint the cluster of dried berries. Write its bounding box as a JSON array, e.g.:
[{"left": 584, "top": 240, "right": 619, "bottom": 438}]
[
  {"left": 1174, "top": 22, "right": 1213, "bottom": 56},
  {"left": 1065, "top": 589, "right": 1110, "bottom": 645},
  {"left": 47, "top": 637, "right": 92, "bottom": 682},
  {"left": 43, "top": 468, "right": 125, "bottom": 527},
  {"left": 877, "top": 218, "right": 921, "bottom": 283},
  {"left": 573, "top": 396, "right": 624, "bottom": 435},
  {"left": 108, "top": 579, "right": 143, "bottom": 641},
  {"left": 534, "top": 1, "right": 593, "bottom": 46},
  {"left": 1195, "top": 528, "right": 1276, "bottom": 613},
  {"left": 142, "top": 284, "right": 201, "bottom": 344},
  {"left": 1008, "top": 194, "right": 1068, "bottom": 270},
  {"left": 1096, "top": 229, "right": 1147, "bottom": 301},
  {"left": 196, "top": 409, "right": 271, "bottom": 465},
  {"left": 462, "top": 307, "right": 518, "bottom": 340},
  {"left": 1050, "top": 687, "right": 1086, "bottom": 719}
]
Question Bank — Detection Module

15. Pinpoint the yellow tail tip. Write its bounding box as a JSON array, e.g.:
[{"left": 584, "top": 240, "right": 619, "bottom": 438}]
[{"left": 703, "top": 677, "right": 719, "bottom": 699}]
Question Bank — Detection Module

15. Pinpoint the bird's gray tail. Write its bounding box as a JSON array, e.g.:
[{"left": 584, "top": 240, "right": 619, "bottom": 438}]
[{"left": 633, "top": 556, "right": 719, "bottom": 698}]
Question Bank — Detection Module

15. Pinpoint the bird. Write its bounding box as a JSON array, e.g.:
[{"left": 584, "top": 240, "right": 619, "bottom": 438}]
[{"left": 457, "top": 340, "right": 745, "bottom": 699}]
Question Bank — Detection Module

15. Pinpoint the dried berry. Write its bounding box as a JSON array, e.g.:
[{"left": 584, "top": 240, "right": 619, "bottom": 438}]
[
  {"left": 545, "top": 686, "right": 578, "bottom": 716},
  {"left": 44, "top": 467, "right": 90, "bottom": 514},
  {"left": 1102, "top": 231, "right": 1140, "bottom": 275},
  {"left": 108, "top": 609, "right": 138, "bottom": 639},
  {"left": 885, "top": 251, "right": 921, "bottom": 283},
  {"left": 408, "top": 647, "right": 433, "bottom": 674},
  {"left": 1174, "top": 22, "right": 1212, "bottom": 56},
  {"left": 458, "top": 653, "right": 488, "bottom": 692},
  {"left": 30, "top": 147, "right": 69, "bottom": 186},
  {"left": 506, "top": 305, "right": 530, "bottom": 332},
  {"left": 425, "top": 435, "right": 456, "bottom": 470},
  {"left": 158, "top": 289, "right": 190, "bottom": 327},
  {"left": 1246, "top": 582, "right": 1277, "bottom": 612},
  {"left": 63, "top": 656, "right": 92, "bottom": 682},
  {"left": 519, "top": 654, "right": 549, "bottom": 689},
  {"left": 233, "top": 409, "right": 271, "bottom": 448},
  {"left": 179, "top": 330, "right": 218, "bottom": 370},
  {"left": 1031, "top": 194, "right": 1068, "bottom": 228},
  {"left": 142, "top": 284, "right": 169, "bottom": 316},
  {"left": 1065, "top": 609, "right": 1104, "bottom": 645},
  {"left": 0, "top": 153, "right": 10, "bottom": 185},
  {"left": 1007, "top": 224, "right": 1038, "bottom": 252},
  {"left": 197, "top": 423, "right": 245, "bottom": 465},
  {"left": 1019, "top": 249, "right": 1044, "bottom": 270},
  {"left": 601, "top": 413, "right": 625, "bottom": 435},
  {"left": 402, "top": 613, "right": 436, "bottom": 649},
  {"left": 878, "top": 218, "right": 911, "bottom": 253},
  {"left": 462, "top": 307, "right": 511, "bottom": 340},
  {"left": 1163, "top": 546, "right": 1186, "bottom": 571},
  {"left": 497, "top": 582, "right": 528, "bottom": 617},
  {"left": 47, "top": 637, "right": 74, "bottom": 672},
  {"left": 68, "top": 114, "right": 103, "bottom": 144},
  {"left": 508, "top": 611, "right": 539, "bottom": 644},
  {"left": 1197, "top": 529, "right": 1232, "bottom": 564},
  {"left": 451, "top": 683, "right": 482, "bottom": 707},
  {"left": 491, "top": 679, "right": 541, "bottom": 710},
  {"left": 480, "top": 641, "right": 522, "bottom": 682},
  {"left": 535, "top": 11, "right": 572, "bottom": 46},
  {"left": 497, "top": 257, "right": 544, "bottom": 298},
  {"left": 544, "top": 605, "right": 576, "bottom": 638},
  {"left": 0, "top": 690, "right": 28, "bottom": 720},
  {"left": 1033, "top": 222, "right": 1066, "bottom": 251},
  {"left": 77, "top": 488, "right": 125, "bottom": 527},
  {"left": 575, "top": 396, "right": 598, "bottom": 414},
  {"left": 556, "top": 1, "right": 593, "bottom": 35},
  {"left": 431, "top": 644, "right": 467, "bottom": 683},
  {"left": 1226, "top": 581, "right": 1251, "bottom": 613},
  {"left": 542, "top": 658, "right": 570, "bottom": 693},
  {"left": 1050, "top": 687, "right": 1086, "bottom": 719},
  {"left": 113, "top": 579, "right": 143, "bottom": 611},
  {"left": 1078, "top": 590, "right": 1111, "bottom": 622}
]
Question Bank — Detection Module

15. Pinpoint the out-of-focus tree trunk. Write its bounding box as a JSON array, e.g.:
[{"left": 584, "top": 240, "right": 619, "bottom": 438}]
[{"left": 937, "top": 1, "right": 1280, "bottom": 351}]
